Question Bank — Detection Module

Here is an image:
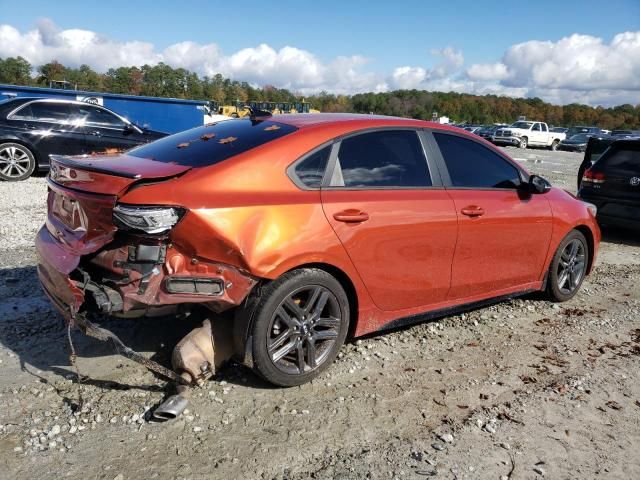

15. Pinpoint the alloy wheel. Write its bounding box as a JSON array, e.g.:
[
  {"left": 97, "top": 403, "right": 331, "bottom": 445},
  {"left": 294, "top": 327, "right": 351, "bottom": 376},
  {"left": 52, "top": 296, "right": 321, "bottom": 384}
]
[
  {"left": 556, "top": 239, "right": 586, "bottom": 295},
  {"left": 267, "top": 285, "right": 343, "bottom": 374},
  {"left": 0, "top": 144, "right": 32, "bottom": 179}
]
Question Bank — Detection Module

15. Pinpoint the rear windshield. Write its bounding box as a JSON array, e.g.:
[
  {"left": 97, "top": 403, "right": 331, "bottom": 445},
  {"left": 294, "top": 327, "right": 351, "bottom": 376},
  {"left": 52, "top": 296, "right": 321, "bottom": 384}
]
[
  {"left": 597, "top": 143, "right": 640, "bottom": 175},
  {"left": 128, "top": 119, "right": 297, "bottom": 167}
]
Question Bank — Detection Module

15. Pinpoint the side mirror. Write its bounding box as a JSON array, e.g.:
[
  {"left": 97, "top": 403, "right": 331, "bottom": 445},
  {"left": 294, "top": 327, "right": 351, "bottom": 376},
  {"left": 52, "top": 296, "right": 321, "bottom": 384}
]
[
  {"left": 528, "top": 174, "right": 551, "bottom": 194},
  {"left": 123, "top": 123, "right": 143, "bottom": 135}
]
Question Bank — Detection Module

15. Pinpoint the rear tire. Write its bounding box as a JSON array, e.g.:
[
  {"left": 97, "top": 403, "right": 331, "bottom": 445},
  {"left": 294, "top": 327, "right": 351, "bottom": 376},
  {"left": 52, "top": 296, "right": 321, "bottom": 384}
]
[
  {"left": 519, "top": 137, "right": 528, "bottom": 149},
  {"left": 550, "top": 140, "right": 559, "bottom": 151},
  {"left": 247, "top": 268, "right": 350, "bottom": 387},
  {"left": 0, "top": 143, "right": 36, "bottom": 181},
  {"left": 546, "top": 230, "right": 589, "bottom": 302}
]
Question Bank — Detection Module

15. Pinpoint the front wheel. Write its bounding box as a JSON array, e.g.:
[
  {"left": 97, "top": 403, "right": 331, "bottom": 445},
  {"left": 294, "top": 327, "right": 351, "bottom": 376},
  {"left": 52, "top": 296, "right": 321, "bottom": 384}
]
[
  {"left": 248, "top": 268, "right": 350, "bottom": 386},
  {"left": 546, "top": 230, "right": 589, "bottom": 302},
  {"left": 519, "top": 137, "right": 528, "bottom": 149},
  {"left": 0, "top": 143, "right": 36, "bottom": 181}
]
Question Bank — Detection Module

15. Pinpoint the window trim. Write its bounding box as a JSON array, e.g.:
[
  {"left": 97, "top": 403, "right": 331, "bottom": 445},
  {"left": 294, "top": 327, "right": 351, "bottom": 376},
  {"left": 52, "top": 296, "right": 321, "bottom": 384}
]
[
  {"left": 321, "top": 127, "right": 443, "bottom": 191},
  {"left": 7, "top": 99, "right": 132, "bottom": 131},
  {"left": 426, "top": 129, "right": 529, "bottom": 191},
  {"left": 286, "top": 140, "right": 337, "bottom": 191}
]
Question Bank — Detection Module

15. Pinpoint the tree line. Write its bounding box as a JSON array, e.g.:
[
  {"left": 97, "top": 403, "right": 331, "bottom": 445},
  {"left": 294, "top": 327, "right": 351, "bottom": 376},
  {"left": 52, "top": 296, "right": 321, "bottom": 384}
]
[{"left": 1, "top": 56, "right": 638, "bottom": 129}]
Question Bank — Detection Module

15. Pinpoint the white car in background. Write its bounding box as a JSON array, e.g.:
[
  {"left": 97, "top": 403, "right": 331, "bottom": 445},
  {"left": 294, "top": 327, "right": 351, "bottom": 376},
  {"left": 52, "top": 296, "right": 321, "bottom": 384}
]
[{"left": 493, "top": 121, "right": 566, "bottom": 150}]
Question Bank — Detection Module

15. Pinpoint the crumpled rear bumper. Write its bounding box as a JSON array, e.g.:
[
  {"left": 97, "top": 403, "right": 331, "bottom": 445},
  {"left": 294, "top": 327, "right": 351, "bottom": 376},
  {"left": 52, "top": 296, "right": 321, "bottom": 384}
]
[
  {"left": 36, "top": 223, "right": 259, "bottom": 319},
  {"left": 36, "top": 226, "right": 84, "bottom": 319}
]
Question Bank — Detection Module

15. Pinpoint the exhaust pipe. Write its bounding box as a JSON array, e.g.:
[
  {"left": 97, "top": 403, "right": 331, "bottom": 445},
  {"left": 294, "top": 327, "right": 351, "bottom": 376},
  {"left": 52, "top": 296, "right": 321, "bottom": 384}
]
[
  {"left": 153, "top": 393, "right": 190, "bottom": 420},
  {"left": 153, "top": 319, "right": 216, "bottom": 421}
]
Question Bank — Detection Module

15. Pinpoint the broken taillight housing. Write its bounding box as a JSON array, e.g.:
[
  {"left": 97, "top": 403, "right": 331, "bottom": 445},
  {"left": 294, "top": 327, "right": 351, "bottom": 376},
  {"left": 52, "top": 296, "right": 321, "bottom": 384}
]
[
  {"left": 582, "top": 169, "right": 606, "bottom": 185},
  {"left": 113, "top": 204, "right": 185, "bottom": 234}
]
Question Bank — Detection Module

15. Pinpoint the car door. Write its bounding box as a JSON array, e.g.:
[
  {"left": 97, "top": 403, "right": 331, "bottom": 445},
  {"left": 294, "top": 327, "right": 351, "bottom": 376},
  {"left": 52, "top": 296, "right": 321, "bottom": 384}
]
[
  {"left": 8, "top": 101, "right": 88, "bottom": 158},
  {"left": 429, "top": 131, "right": 553, "bottom": 300},
  {"left": 71, "top": 103, "right": 143, "bottom": 153},
  {"left": 530, "top": 123, "right": 544, "bottom": 145},
  {"left": 320, "top": 129, "right": 458, "bottom": 312}
]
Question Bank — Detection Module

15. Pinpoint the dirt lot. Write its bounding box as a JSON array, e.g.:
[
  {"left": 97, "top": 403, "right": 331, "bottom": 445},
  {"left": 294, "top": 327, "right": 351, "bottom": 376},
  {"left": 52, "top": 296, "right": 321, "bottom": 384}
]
[{"left": 1, "top": 147, "right": 639, "bottom": 480}]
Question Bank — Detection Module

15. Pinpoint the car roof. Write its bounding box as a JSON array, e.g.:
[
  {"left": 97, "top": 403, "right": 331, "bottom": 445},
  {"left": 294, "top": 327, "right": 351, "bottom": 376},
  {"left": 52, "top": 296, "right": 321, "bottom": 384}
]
[{"left": 270, "top": 112, "right": 464, "bottom": 134}]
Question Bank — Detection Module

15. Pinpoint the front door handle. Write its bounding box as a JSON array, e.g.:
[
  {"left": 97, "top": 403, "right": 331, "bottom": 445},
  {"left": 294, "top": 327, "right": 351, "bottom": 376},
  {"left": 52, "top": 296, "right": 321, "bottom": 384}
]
[
  {"left": 333, "top": 209, "right": 370, "bottom": 223},
  {"left": 461, "top": 206, "right": 485, "bottom": 217},
  {"left": 89, "top": 130, "right": 102, "bottom": 137}
]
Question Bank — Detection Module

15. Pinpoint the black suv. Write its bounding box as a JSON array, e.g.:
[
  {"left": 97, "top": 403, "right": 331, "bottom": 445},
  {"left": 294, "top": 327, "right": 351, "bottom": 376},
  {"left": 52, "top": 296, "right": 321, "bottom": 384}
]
[
  {"left": 578, "top": 137, "right": 640, "bottom": 230},
  {"left": 0, "top": 97, "right": 167, "bottom": 181}
]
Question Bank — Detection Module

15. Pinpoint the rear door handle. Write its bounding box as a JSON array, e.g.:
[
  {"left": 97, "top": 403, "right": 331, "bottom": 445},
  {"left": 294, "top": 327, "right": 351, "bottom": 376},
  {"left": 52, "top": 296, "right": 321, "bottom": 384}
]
[
  {"left": 89, "top": 130, "right": 102, "bottom": 137},
  {"left": 333, "top": 209, "right": 370, "bottom": 223},
  {"left": 461, "top": 206, "right": 485, "bottom": 217}
]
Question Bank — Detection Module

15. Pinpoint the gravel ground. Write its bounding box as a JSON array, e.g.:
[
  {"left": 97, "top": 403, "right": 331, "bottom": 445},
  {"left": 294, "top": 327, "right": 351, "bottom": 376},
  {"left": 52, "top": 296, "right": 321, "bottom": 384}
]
[{"left": 0, "top": 147, "right": 639, "bottom": 480}]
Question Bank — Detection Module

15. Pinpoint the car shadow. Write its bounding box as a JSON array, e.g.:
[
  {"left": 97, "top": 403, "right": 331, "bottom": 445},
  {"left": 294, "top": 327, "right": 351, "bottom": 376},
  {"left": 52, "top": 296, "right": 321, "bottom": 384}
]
[
  {"left": 0, "top": 265, "right": 268, "bottom": 396},
  {"left": 601, "top": 225, "right": 640, "bottom": 247}
]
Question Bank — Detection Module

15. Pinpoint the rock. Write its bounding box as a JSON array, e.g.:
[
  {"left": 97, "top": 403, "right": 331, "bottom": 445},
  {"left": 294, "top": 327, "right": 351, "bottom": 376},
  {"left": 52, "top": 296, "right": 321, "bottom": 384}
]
[
  {"left": 534, "top": 466, "right": 545, "bottom": 475},
  {"left": 484, "top": 424, "right": 497, "bottom": 434},
  {"left": 113, "top": 475, "right": 124, "bottom": 480},
  {"left": 500, "top": 442, "right": 511, "bottom": 450},
  {"left": 431, "top": 443, "right": 445, "bottom": 451},
  {"left": 48, "top": 424, "right": 61, "bottom": 438},
  {"left": 193, "top": 426, "right": 202, "bottom": 433},
  {"left": 439, "top": 433, "right": 454, "bottom": 444}
]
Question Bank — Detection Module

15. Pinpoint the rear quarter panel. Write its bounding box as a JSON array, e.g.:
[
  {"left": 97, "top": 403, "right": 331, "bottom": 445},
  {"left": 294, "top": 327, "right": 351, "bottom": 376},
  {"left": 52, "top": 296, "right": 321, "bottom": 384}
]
[{"left": 544, "top": 188, "right": 600, "bottom": 275}]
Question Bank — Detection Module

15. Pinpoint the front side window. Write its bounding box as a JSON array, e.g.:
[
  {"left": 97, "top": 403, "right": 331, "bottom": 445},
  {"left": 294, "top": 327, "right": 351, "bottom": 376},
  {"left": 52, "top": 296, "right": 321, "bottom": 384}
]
[
  {"left": 331, "top": 130, "right": 431, "bottom": 188},
  {"left": 12, "top": 102, "right": 71, "bottom": 123},
  {"left": 73, "top": 104, "right": 125, "bottom": 128},
  {"left": 533, "top": 123, "right": 542, "bottom": 132},
  {"left": 433, "top": 132, "right": 522, "bottom": 189},
  {"left": 292, "top": 145, "right": 331, "bottom": 188}
]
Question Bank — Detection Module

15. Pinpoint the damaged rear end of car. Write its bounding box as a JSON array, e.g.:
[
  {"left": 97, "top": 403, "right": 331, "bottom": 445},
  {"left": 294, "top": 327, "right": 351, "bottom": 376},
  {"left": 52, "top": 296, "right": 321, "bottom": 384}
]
[{"left": 36, "top": 154, "right": 260, "bottom": 419}]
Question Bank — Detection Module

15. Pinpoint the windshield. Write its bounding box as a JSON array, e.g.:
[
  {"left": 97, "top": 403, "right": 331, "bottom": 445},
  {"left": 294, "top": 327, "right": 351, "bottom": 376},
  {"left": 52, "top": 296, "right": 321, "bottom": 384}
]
[
  {"left": 567, "top": 127, "right": 596, "bottom": 137},
  {"left": 511, "top": 122, "right": 533, "bottom": 129},
  {"left": 568, "top": 134, "right": 589, "bottom": 142},
  {"left": 129, "top": 119, "right": 298, "bottom": 167}
]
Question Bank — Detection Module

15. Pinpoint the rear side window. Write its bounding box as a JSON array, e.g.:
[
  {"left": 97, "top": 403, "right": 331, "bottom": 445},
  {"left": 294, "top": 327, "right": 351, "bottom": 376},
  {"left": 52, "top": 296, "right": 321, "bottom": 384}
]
[
  {"left": 292, "top": 145, "right": 331, "bottom": 188},
  {"left": 433, "top": 133, "right": 521, "bottom": 189},
  {"left": 72, "top": 104, "right": 125, "bottom": 128},
  {"left": 12, "top": 102, "right": 71, "bottom": 122},
  {"left": 597, "top": 144, "right": 640, "bottom": 175},
  {"left": 332, "top": 130, "right": 431, "bottom": 188},
  {"left": 129, "top": 119, "right": 297, "bottom": 167}
]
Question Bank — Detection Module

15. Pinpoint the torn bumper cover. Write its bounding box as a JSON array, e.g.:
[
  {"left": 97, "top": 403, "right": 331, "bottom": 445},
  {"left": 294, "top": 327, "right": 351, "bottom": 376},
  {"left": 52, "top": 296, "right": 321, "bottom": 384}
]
[{"left": 36, "top": 225, "right": 257, "bottom": 320}]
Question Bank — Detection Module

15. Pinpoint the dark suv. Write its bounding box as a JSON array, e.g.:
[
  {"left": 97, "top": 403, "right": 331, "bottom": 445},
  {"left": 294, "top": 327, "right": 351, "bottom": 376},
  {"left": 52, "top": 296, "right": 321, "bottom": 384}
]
[
  {"left": 578, "top": 138, "right": 640, "bottom": 230},
  {"left": 0, "top": 97, "right": 166, "bottom": 181}
]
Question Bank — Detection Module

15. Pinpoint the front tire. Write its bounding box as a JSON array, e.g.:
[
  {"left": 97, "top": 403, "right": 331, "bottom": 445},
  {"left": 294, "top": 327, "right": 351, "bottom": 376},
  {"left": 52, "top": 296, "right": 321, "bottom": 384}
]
[
  {"left": 248, "top": 269, "right": 350, "bottom": 387},
  {"left": 546, "top": 230, "right": 589, "bottom": 302},
  {"left": 519, "top": 137, "right": 528, "bottom": 149},
  {"left": 0, "top": 143, "right": 36, "bottom": 181}
]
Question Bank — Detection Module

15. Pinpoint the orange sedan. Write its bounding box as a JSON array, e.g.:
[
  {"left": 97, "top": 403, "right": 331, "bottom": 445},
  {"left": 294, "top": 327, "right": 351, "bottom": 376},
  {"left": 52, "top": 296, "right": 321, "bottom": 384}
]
[{"left": 36, "top": 113, "right": 600, "bottom": 391}]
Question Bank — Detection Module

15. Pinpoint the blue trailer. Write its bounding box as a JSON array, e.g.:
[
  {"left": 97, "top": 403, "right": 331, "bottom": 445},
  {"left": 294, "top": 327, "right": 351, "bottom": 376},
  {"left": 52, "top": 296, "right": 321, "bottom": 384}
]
[{"left": 0, "top": 84, "right": 218, "bottom": 133}]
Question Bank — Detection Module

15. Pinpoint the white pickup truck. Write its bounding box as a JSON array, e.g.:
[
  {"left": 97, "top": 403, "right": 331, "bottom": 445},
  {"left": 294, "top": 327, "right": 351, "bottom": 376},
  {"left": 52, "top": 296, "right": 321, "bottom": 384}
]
[{"left": 492, "top": 121, "right": 566, "bottom": 150}]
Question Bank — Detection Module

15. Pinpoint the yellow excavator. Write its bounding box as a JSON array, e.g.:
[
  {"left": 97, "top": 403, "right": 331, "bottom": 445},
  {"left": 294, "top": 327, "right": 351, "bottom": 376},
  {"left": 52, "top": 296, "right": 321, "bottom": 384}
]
[{"left": 217, "top": 100, "right": 319, "bottom": 118}]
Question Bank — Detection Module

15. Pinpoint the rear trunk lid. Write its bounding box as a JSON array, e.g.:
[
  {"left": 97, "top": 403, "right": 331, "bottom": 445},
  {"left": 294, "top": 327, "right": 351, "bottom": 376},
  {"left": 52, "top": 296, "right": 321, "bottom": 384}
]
[{"left": 49, "top": 154, "right": 191, "bottom": 195}]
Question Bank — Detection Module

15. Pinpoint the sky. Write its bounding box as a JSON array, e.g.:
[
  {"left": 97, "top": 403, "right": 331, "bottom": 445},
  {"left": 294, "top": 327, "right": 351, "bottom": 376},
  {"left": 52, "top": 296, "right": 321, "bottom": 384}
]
[{"left": 0, "top": 0, "right": 639, "bottom": 106}]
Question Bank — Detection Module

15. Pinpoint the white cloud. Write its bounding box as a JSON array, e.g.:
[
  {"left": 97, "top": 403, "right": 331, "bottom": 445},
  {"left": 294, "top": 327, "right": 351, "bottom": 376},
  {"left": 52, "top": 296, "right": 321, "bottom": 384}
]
[
  {"left": 467, "top": 63, "right": 509, "bottom": 81},
  {"left": 391, "top": 66, "right": 427, "bottom": 89},
  {"left": 0, "top": 19, "right": 383, "bottom": 94},
  {"left": 466, "top": 32, "right": 640, "bottom": 105},
  {"left": 0, "top": 19, "right": 638, "bottom": 106}
]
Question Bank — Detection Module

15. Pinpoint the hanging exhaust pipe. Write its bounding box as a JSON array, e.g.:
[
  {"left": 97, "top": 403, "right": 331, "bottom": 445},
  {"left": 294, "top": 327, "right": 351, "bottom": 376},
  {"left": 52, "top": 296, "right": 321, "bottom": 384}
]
[
  {"left": 153, "top": 319, "right": 216, "bottom": 421},
  {"left": 153, "top": 372, "right": 192, "bottom": 420}
]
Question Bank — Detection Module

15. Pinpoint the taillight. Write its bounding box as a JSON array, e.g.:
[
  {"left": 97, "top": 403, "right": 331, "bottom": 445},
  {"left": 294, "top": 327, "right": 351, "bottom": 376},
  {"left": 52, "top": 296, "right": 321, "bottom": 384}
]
[{"left": 582, "top": 169, "right": 605, "bottom": 185}]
